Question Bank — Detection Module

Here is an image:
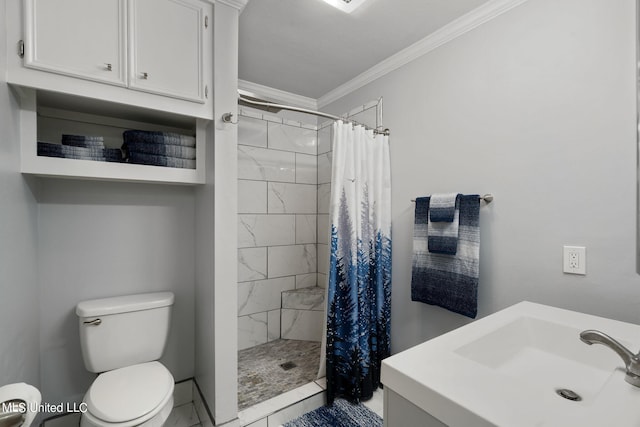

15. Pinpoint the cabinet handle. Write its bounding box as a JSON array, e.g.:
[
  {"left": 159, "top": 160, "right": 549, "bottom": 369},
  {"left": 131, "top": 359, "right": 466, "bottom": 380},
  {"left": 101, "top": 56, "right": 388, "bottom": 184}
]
[
  {"left": 105, "top": 63, "right": 112, "bottom": 71},
  {"left": 141, "top": 72, "right": 149, "bottom": 79}
]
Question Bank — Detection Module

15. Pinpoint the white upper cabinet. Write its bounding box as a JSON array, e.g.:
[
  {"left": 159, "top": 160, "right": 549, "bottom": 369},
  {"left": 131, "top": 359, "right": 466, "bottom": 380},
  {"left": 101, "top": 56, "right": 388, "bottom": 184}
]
[
  {"left": 8, "top": 0, "right": 213, "bottom": 119},
  {"left": 24, "top": 0, "right": 127, "bottom": 86},
  {"left": 129, "top": 0, "right": 208, "bottom": 103}
]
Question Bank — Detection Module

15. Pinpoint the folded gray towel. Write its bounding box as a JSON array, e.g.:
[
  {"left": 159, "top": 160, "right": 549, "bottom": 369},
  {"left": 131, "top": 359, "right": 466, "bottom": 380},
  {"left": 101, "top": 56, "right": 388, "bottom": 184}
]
[
  {"left": 427, "top": 193, "right": 461, "bottom": 255},
  {"left": 411, "top": 195, "right": 480, "bottom": 318}
]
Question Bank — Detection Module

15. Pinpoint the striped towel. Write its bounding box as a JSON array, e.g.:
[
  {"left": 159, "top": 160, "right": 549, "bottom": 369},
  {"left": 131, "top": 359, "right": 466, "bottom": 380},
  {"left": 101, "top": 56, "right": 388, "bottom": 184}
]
[
  {"left": 123, "top": 141, "right": 196, "bottom": 159},
  {"left": 127, "top": 152, "right": 196, "bottom": 169},
  {"left": 61, "top": 134, "right": 105, "bottom": 148},
  {"left": 427, "top": 193, "right": 460, "bottom": 255},
  {"left": 123, "top": 130, "right": 196, "bottom": 148},
  {"left": 429, "top": 193, "right": 458, "bottom": 222},
  {"left": 411, "top": 195, "right": 480, "bottom": 318},
  {"left": 37, "top": 142, "right": 123, "bottom": 162}
]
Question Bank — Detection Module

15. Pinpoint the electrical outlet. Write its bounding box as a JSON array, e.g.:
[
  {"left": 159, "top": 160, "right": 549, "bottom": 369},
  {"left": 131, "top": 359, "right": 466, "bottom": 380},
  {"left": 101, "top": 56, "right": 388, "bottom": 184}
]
[{"left": 563, "top": 246, "right": 586, "bottom": 275}]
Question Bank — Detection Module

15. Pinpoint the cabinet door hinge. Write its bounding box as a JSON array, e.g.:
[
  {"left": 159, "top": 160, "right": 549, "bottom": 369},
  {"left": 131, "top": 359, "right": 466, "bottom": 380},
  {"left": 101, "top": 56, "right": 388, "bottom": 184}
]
[
  {"left": 205, "top": 15, "right": 208, "bottom": 29},
  {"left": 205, "top": 85, "right": 208, "bottom": 99},
  {"left": 18, "top": 40, "right": 24, "bottom": 58}
]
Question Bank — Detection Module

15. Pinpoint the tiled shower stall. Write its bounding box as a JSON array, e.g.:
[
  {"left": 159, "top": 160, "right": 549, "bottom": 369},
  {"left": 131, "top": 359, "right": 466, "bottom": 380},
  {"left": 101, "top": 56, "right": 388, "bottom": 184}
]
[
  {"left": 237, "top": 101, "right": 381, "bottom": 350},
  {"left": 237, "top": 108, "right": 329, "bottom": 350},
  {"left": 236, "top": 100, "right": 381, "bottom": 412}
]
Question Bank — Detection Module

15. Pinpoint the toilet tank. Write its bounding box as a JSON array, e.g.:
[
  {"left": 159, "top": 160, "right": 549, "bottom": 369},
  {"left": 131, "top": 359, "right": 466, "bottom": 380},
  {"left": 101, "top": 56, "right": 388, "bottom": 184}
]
[{"left": 76, "top": 292, "right": 174, "bottom": 373}]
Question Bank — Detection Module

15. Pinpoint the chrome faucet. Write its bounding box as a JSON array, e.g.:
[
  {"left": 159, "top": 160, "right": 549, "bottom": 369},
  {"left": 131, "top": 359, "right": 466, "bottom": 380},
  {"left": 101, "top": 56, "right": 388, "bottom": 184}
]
[{"left": 580, "top": 330, "right": 640, "bottom": 387}]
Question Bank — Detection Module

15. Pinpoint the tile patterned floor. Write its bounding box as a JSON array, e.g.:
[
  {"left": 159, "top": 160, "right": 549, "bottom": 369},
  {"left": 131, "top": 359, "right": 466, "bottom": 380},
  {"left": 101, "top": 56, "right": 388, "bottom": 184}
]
[
  {"left": 165, "top": 403, "right": 200, "bottom": 427},
  {"left": 238, "top": 339, "right": 321, "bottom": 410},
  {"left": 362, "top": 388, "right": 384, "bottom": 418}
]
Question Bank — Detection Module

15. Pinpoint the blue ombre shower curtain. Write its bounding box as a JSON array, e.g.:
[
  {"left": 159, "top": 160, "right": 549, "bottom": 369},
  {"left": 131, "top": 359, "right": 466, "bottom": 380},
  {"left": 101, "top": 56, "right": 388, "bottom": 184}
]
[{"left": 326, "top": 120, "right": 392, "bottom": 404}]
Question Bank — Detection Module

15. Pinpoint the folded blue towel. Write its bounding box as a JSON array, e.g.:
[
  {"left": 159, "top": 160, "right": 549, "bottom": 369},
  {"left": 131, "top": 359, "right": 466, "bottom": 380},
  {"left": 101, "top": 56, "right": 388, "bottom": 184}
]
[
  {"left": 411, "top": 195, "right": 480, "bottom": 318},
  {"left": 39, "top": 142, "right": 105, "bottom": 156},
  {"left": 123, "top": 130, "right": 196, "bottom": 148},
  {"left": 427, "top": 193, "right": 460, "bottom": 255},
  {"left": 124, "top": 141, "right": 196, "bottom": 159},
  {"left": 103, "top": 148, "right": 124, "bottom": 162},
  {"left": 39, "top": 152, "right": 107, "bottom": 161},
  {"left": 62, "top": 140, "right": 105, "bottom": 148},
  {"left": 429, "top": 193, "right": 459, "bottom": 222},
  {"left": 38, "top": 142, "right": 123, "bottom": 162},
  {"left": 128, "top": 152, "right": 196, "bottom": 169},
  {"left": 427, "top": 211, "right": 459, "bottom": 255},
  {"left": 61, "top": 134, "right": 105, "bottom": 148},
  {"left": 62, "top": 134, "right": 104, "bottom": 142}
]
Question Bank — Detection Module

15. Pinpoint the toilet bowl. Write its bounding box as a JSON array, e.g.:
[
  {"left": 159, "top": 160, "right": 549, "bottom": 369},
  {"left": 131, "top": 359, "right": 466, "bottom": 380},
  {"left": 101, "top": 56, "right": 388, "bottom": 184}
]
[
  {"left": 76, "top": 292, "right": 176, "bottom": 427},
  {"left": 80, "top": 362, "right": 174, "bottom": 427}
]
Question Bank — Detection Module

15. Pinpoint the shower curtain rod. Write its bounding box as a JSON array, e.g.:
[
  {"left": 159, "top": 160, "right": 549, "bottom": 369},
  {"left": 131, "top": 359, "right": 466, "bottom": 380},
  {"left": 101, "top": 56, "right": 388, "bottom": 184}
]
[{"left": 238, "top": 95, "right": 391, "bottom": 136}]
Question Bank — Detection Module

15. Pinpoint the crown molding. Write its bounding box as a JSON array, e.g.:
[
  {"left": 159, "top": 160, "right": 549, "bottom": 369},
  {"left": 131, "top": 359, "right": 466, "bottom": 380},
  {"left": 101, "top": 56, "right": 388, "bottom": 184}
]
[
  {"left": 317, "top": 0, "right": 529, "bottom": 108},
  {"left": 216, "top": 0, "right": 249, "bottom": 13},
  {"left": 238, "top": 79, "right": 318, "bottom": 110}
]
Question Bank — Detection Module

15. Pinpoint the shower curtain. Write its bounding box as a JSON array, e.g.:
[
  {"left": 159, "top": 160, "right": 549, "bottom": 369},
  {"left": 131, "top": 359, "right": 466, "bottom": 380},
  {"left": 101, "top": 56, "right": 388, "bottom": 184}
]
[{"left": 325, "top": 120, "right": 392, "bottom": 404}]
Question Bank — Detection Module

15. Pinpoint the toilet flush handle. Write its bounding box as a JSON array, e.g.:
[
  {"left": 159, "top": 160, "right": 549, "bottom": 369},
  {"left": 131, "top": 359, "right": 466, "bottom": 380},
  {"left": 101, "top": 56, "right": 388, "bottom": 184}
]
[{"left": 83, "top": 318, "right": 102, "bottom": 326}]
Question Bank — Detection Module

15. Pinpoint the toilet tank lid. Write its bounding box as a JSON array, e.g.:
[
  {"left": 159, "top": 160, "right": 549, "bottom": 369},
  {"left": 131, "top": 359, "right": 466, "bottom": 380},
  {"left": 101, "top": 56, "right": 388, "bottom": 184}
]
[{"left": 76, "top": 292, "right": 175, "bottom": 317}]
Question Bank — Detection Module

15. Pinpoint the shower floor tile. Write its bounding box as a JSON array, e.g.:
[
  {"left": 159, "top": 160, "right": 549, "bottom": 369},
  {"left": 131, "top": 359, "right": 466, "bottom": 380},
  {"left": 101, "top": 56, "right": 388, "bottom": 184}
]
[{"left": 238, "top": 339, "right": 321, "bottom": 411}]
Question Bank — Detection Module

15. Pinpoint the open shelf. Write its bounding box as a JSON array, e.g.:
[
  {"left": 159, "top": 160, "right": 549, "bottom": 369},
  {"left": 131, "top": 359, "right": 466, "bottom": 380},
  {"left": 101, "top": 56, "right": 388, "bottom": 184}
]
[{"left": 16, "top": 87, "right": 208, "bottom": 185}]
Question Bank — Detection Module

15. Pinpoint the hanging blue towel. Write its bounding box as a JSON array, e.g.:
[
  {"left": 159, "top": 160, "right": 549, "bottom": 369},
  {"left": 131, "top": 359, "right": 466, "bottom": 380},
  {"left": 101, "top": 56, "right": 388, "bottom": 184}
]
[
  {"left": 411, "top": 195, "right": 480, "bottom": 318},
  {"left": 427, "top": 193, "right": 461, "bottom": 255}
]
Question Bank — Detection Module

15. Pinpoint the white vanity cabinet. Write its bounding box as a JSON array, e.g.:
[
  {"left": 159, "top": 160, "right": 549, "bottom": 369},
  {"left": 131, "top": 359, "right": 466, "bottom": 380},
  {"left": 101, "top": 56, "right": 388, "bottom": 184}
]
[
  {"left": 128, "top": 0, "right": 209, "bottom": 103},
  {"left": 8, "top": 0, "right": 213, "bottom": 119},
  {"left": 24, "top": 0, "right": 127, "bottom": 87}
]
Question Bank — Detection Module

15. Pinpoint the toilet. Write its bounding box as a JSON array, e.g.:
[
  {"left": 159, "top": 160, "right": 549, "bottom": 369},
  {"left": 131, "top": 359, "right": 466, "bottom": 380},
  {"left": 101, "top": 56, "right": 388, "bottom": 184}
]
[{"left": 76, "top": 292, "right": 176, "bottom": 427}]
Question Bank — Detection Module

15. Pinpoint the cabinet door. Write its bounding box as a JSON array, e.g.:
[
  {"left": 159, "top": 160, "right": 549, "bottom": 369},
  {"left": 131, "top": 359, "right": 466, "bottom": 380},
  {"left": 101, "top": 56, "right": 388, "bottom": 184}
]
[
  {"left": 128, "top": 0, "right": 210, "bottom": 103},
  {"left": 24, "top": 0, "right": 127, "bottom": 86}
]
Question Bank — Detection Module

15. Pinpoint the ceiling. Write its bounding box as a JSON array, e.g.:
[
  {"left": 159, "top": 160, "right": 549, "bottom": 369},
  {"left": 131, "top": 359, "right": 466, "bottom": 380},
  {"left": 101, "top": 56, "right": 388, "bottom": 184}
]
[{"left": 238, "top": 0, "right": 491, "bottom": 100}]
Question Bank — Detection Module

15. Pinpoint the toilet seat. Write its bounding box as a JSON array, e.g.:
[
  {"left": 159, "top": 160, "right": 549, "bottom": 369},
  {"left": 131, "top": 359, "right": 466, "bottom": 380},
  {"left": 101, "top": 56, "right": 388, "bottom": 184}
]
[{"left": 83, "top": 361, "right": 174, "bottom": 426}]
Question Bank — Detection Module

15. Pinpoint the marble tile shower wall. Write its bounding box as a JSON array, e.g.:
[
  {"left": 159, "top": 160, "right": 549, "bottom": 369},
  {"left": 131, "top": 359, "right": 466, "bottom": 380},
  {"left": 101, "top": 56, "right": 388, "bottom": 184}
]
[
  {"left": 237, "top": 111, "right": 328, "bottom": 350},
  {"left": 316, "top": 126, "right": 331, "bottom": 291}
]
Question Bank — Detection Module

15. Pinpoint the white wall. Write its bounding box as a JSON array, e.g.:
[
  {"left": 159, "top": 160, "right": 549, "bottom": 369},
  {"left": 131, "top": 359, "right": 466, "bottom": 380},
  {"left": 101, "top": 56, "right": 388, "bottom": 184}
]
[
  {"left": 194, "top": 3, "right": 239, "bottom": 425},
  {"left": 0, "top": 1, "right": 40, "bottom": 388},
  {"left": 37, "top": 180, "right": 195, "bottom": 407},
  {"left": 325, "top": 0, "right": 640, "bottom": 354}
]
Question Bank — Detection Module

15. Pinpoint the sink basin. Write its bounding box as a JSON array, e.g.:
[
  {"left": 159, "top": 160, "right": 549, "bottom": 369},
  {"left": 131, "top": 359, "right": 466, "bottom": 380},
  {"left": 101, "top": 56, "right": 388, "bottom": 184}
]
[
  {"left": 381, "top": 302, "right": 640, "bottom": 426},
  {"left": 455, "top": 316, "right": 622, "bottom": 402}
]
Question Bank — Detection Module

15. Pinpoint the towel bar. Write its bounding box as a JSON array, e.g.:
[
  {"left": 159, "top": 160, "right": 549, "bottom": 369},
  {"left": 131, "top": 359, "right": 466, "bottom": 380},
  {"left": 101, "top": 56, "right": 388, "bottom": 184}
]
[{"left": 410, "top": 193, "right": 493, "bottom": 203}]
